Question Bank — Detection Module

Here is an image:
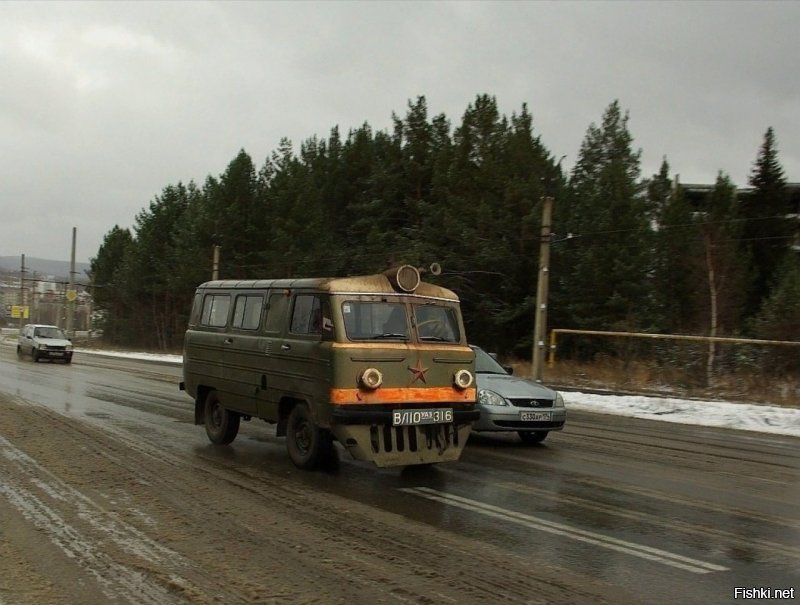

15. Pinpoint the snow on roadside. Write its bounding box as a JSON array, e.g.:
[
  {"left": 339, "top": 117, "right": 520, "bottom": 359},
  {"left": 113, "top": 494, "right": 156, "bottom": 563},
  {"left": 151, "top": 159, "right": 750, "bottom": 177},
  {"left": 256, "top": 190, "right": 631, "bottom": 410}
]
[{"left": 565, "top": 391, "right": 800, "bottom": 438}]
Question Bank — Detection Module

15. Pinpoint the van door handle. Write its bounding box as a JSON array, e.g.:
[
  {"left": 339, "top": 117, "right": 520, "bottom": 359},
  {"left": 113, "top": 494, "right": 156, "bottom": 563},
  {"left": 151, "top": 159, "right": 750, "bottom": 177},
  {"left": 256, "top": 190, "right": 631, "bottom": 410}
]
[{"left": 281, "top": 344, "right": 291, "bottom": 351}]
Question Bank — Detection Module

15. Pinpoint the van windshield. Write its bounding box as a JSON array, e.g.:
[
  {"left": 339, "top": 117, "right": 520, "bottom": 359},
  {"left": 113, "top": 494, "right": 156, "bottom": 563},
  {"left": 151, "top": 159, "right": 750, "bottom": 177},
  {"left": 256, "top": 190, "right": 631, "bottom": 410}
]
[
  {"left": 412, "top": 304, "right": 460, "bottom": 343},
  {"left": 340, "top": 301, "right": 461, "bottom": 343},
  {"left": 341, "top": 301, "right": 409, "bottom": 341}
]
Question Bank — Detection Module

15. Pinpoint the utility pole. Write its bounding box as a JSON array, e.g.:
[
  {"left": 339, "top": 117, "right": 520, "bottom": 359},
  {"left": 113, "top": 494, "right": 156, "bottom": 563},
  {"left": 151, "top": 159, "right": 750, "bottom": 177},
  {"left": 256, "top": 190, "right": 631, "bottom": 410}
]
[
  {"left": 66, "top": 227, "right": 77, "bottom": 337},
  {"left": 212, "top": 245, "right": 220, "bottom": 280},
  {"left": 531, "top": 196, "right": 553, "bottom": 382},
  {"left": 18, "top": 254, "right": 26, "bottom": 332}
]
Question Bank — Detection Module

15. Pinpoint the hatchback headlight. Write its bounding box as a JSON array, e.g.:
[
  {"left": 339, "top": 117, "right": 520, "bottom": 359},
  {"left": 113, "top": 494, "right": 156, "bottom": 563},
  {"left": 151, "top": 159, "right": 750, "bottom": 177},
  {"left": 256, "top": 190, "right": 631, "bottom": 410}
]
[{"left": 478, "top": 389, "right": 508, "bottom": 407}]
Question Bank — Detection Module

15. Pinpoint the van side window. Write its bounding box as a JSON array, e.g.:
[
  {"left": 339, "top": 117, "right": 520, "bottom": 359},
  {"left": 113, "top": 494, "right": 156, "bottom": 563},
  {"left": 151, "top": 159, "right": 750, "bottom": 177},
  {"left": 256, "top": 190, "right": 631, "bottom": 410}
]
[
  {"left": 264, "top": 293, "right": 287, "bottom": 334},
  {"left": 290, "top": 295, "right": 322, "bottom": 335},
  {"left": 232, "top": 294, "right": 264, "bottom": 330},
  {"left": 189, "top": 293, "right": 202, "bottom": 326},
  {"left": 200, "top": 294, "right": 231, "bottom": 327}
]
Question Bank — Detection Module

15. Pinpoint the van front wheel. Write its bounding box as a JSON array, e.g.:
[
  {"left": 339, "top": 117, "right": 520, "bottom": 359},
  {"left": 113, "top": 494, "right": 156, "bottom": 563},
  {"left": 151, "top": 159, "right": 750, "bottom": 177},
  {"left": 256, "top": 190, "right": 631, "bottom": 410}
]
[
  {"left": 286, "top": 403, "right": 331, "bottom": 470},
  {"left": 204, "top": 390, "right": 240, "bottom": 445}
]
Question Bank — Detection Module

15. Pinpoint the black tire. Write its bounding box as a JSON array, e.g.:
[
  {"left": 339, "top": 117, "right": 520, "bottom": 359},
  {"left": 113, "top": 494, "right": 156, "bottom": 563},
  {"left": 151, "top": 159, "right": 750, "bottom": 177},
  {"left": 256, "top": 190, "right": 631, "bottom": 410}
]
[
  {"left": 32, "top": 350, "right": 39, "bottom": 362},
  {"left": 16, "top": 346, "right": 22, "bottom": 358},
  {"left": 64, "top": 357, "right": 72, "bottom": 365},
  {"left": 204, "top": 390, "right": 240, "bottom": 445},
  {"left": 286, "top": 403, "right": 332, "bottom": 470},
  {"left": 518, "top": 430, "right": 547, "bottom": 444}
]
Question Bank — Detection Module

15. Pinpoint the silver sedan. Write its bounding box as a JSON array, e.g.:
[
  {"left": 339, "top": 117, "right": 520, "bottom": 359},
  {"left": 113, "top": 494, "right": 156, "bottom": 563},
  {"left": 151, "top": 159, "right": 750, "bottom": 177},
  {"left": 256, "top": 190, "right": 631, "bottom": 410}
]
[{"left": 471, "top": 345, "right": 566, "bottom": 443}]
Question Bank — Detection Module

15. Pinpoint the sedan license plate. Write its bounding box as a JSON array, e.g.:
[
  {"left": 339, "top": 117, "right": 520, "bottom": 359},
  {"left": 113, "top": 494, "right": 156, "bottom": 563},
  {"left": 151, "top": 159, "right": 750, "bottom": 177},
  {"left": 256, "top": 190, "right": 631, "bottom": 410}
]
[
  {"left": 392, "top": 408, "right": 453, "bottom": 426},
  {"left": 520, "top": 411, "right": 551, "bottom": 422}
]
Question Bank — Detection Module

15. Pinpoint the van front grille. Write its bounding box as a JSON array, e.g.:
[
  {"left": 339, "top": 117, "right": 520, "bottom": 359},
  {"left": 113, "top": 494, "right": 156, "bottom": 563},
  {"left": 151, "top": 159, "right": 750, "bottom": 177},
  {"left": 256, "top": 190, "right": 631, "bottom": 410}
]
[{"left": 370, "top": 423, "right": 459, "bottom": 454}]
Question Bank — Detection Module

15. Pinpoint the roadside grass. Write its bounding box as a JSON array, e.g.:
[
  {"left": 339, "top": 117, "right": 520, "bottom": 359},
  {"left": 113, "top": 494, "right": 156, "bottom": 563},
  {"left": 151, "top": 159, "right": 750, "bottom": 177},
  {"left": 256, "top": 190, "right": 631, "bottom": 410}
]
[{"left": 510, "top": 357, "right": 800, "bottom": 408}]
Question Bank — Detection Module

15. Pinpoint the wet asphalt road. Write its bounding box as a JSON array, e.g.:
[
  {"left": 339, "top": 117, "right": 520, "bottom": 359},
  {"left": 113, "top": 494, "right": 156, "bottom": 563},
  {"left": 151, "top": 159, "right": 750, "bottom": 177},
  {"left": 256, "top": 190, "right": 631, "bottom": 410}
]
[{"left": 1, "top": 344, "right": 798, "bottom": 604}]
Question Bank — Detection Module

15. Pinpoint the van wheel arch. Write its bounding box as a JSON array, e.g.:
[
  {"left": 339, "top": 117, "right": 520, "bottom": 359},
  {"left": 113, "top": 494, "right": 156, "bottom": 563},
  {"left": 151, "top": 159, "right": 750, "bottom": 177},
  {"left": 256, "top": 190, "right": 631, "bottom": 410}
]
[
  {"left": 203, "top": 389, "right": 240, "bottom": 445},
  {"left": 276, "top": 396, "right": 304, "bottom": 437},
  {"left": 194, "top": 386, "right": 212, "bottom": 425},
  {"left": 285, "top": 401, "right": 332, "bottom": 470}
]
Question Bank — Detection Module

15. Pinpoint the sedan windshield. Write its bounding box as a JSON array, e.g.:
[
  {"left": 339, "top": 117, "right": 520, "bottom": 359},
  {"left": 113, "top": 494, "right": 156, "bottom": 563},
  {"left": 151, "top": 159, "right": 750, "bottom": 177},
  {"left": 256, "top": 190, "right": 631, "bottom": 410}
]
[{"left": 473, "top": 346, "right": 509, "bottom": 374}]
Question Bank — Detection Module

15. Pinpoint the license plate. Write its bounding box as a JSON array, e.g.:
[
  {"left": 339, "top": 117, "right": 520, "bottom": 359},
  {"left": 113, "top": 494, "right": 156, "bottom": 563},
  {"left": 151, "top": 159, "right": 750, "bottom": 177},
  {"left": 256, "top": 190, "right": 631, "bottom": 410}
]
[
  {"left": 50, "top": 352, "right": 64, "bottom": 357},
  {"left": 392, "top": 408, "right": 453, "bottom": 426},
  {"left": 520, "top": 411, "right": 551, "bottom": 422}
]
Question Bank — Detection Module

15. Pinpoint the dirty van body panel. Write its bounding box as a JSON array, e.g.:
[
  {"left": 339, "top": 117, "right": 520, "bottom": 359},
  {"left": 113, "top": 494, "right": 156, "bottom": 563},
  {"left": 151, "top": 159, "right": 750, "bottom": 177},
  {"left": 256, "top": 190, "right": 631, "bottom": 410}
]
[
  {"left": 182, "top": 323, "right": 226, "bottom": 398},
  {"left": 222, "top": 331, "right": 267, "bottom": 416},
  {"left": 263, "top": 336, "right": 332, "bottom": 425},
  {"left": 259, "top": 291, "right": 332, "bottom": 427},
  {"left": 181, "top": 267, "right": 478, "bottom": 469}
]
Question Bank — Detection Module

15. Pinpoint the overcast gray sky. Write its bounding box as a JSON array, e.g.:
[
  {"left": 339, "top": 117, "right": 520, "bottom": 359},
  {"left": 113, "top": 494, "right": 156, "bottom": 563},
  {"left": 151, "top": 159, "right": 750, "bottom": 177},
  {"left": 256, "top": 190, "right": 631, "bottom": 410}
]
[{"left": 2, "top": 1, "right": 798, "bottom": 263}]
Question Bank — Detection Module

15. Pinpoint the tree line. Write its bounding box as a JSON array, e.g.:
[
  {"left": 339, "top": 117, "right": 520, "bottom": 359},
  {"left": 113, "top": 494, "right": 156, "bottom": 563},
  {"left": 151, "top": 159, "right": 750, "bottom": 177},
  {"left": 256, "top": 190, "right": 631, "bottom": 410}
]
[{"left": 90, "top": 95, "right": 799, "bottom": 376}]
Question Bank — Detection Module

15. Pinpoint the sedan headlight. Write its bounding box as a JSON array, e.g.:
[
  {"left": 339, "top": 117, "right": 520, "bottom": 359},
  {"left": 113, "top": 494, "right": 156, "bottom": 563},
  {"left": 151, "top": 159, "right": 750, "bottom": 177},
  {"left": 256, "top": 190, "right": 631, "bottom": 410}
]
[
  {"left": 555, "top": 392, "right": 565, "bottom": 408},
  {"left": 478, "top": 389, "right": 509, "bottom": 407}
]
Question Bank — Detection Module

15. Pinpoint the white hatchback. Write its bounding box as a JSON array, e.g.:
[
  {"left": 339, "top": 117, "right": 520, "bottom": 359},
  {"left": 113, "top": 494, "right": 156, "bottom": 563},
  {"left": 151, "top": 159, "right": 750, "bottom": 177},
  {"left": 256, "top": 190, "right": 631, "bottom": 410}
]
[{"left": 17, "top": 324, "right": 74, "bottom": 364}]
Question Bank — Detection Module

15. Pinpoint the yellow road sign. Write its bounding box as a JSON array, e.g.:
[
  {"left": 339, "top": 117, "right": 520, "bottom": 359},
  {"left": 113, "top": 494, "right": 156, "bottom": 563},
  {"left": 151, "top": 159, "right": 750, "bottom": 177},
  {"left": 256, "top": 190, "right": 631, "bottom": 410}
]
[{"left": 11, "top": 305, "right": 29, "bottom": 319}]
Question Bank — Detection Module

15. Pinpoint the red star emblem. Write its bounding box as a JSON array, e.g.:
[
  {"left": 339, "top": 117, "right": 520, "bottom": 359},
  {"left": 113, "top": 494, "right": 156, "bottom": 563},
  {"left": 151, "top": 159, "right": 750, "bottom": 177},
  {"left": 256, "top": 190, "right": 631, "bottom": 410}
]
[{"left": 408, "top": 360, "right": 429, "bottom": 384}]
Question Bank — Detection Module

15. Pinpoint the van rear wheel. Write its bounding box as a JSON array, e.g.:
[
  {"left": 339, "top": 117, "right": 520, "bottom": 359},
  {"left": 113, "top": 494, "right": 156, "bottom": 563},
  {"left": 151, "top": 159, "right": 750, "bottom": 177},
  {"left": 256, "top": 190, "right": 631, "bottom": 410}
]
[
  {"left": 286, "top": 403, "right": 332, "bottom": 470},
  {"left": 204, "top": 390, "right": 240, "bottom": 445}
]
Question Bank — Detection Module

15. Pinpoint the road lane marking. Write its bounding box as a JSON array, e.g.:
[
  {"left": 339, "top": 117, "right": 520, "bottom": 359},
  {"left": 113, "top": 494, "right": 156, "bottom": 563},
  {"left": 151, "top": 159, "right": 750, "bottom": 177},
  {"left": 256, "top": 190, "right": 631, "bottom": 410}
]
[{"left": 400, "top": 486, "right": 729, "bottom": 574}]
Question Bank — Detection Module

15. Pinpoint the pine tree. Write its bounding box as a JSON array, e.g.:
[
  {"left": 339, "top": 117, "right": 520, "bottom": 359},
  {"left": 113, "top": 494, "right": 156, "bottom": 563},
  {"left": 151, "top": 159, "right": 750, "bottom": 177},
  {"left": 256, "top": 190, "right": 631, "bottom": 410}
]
[
  {"left": 556, "top": 101, "right": 652, "bottom": 335},
  {"left": 203, "top": 150, "right": 263, "bottom": 278},
  {"left": 741, "top": 127, "right": 791, "bottom": 318},
  {"left": 751, "top": 254, "right": 800, "bottom": 373},
  {"left": 89, "top": 226, "right": 134, "bottom": 344},
  {"left": 650, "top": 162, "right": 703, "bottom": 333}
]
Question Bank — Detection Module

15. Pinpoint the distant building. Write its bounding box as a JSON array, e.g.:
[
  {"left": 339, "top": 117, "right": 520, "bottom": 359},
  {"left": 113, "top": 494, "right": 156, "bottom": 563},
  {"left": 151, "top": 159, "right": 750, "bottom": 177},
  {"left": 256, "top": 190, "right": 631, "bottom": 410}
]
[{"left": 680, "top": 181, "right": 800, "bottom": 251}]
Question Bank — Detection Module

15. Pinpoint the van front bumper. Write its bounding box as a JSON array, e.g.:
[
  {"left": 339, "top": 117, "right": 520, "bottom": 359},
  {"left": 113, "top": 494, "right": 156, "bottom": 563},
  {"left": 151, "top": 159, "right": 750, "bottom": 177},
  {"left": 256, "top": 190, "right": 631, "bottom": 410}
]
[{"left": 331, "top": 406, "right": 479, "bottom": 425}]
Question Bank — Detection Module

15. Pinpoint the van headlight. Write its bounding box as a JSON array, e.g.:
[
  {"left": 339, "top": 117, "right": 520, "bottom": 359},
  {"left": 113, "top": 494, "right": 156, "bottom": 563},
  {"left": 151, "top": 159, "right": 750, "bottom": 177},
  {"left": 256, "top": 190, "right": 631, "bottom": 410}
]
[
  {"left": 453, "top": 369, "right": 474, "bottom": 389},
  {"left": 360, "top": 368, "right": 383, "bottom": 390},
  {"left": 478, "top": 389, "right": 508, "bottom": 407}
]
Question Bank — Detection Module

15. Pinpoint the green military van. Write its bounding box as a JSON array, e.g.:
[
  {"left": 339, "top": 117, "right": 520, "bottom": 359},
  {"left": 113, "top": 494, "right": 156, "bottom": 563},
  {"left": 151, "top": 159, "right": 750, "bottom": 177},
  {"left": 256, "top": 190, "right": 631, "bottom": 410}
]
[{"left": 180, "top": 265, "right": 478, "bottom": 469}]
